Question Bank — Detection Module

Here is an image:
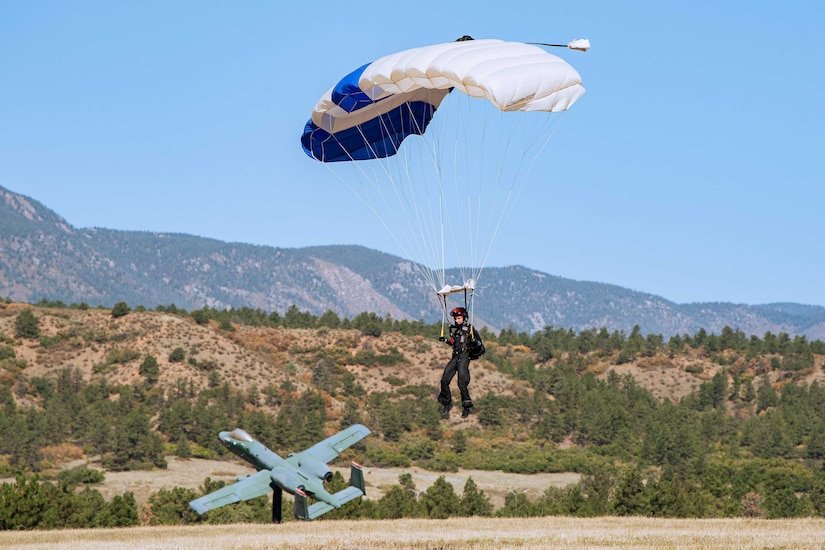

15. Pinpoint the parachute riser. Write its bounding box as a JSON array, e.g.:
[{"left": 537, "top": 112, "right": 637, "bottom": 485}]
[{"left": 439, "top": 294, "right": 448, "bottom": 338}]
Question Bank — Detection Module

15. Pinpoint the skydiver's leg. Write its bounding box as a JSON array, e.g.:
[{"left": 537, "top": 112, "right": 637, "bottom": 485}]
[
  {"left": 457, "top": 353, "right": 473, "bottom": 413},
  {"left": 438, "top": 356, "right": 459, "bottom": 406}
]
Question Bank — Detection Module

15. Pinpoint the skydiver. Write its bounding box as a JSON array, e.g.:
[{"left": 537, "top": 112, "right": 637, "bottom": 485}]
[{"left": 437, "top": 307, "right": 484, "bottom": 419}]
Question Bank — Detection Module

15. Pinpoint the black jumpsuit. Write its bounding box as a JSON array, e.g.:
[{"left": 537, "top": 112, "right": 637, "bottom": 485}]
[{"left": 438, "top": 323, "right": 481, "bottom": 409}]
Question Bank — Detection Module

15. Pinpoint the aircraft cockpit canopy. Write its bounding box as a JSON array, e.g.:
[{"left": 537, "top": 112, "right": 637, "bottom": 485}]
[{"left": 229, "top": 428, "right": 254, "bottom": 442}]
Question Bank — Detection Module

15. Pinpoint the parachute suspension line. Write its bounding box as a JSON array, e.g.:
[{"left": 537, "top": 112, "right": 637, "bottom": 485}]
[
  {"left": 470, "top": 101, "right": 491, "bottom": 282},
  {"left": 464, "top": 91, "right": 480, "bottom": 283},
  {"left": 403, "top": 99, "right": 449, "bottom": 290},
  {"left": 473, "top": 103, "right": 513, "bottom": 283},
  {"left": 321, "top": 159, "right": 436, "bottom": 292},
  {"left": 416, "top": 90, "right": 470, "bottom": 289},
  {"left": 477, "top": 121, "right": 546, "bottom": 281},
  {"left": 402, "top": 96, "right": 452, "bottom": 290},
  {"left": 477, "top": 113, "right": 565, "bottom": 282},
  {"left": 376, "top": 109, "right": 440, "bottom": 286},
  {"left": 440, "top": 91, "right": 466, "bottom": 283},
  {"left": 325, "top": 130, "right": 440, "bottom": 293},
  {"left": 359, "top": 114, "right": 443, "bottom": 291},
  {"left": 442, "top": 95, "right": 464, "bottom": 283},
  {"left": 467, "top": 93, "right": 491, "bottom": 285}
]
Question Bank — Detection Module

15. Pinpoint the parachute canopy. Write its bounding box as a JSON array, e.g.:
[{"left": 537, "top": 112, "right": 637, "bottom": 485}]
[
  {"left": 300, "top": 37, "right": 587, "bottom": 329},
  {"left": 302, "top": 39, "right": 585, "bottom": 163}
]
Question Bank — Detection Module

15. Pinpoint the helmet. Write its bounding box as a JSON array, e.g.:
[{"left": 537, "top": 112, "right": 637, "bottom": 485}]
[{"left": 450, "top": 307, "right": 468, "bottom": 318}]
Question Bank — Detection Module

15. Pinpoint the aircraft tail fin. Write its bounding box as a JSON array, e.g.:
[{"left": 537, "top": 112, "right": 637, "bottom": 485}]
[
  {"left": 293, "top": 485, "right": 364, "bottom": 521},
  {"left": 293, "top": 488, "right": 319, "bottom": 520},
  {"left": 349, "top": 461, "right": 365, "bottom": 495}
]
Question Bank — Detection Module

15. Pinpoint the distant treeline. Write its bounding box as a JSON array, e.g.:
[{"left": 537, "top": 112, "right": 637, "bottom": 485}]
[{"left": 28, "top": 297, "right": 825, "bottom": 355}]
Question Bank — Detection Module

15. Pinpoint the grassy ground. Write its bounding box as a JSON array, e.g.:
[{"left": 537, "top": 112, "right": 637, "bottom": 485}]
[{"left": 2, "top": 516, "right": 825, "bottom": 549}]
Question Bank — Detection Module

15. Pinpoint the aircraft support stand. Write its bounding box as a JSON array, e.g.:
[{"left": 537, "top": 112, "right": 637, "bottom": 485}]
[{"left": 272, "top": 486, "right": 282, "bottom": 524}]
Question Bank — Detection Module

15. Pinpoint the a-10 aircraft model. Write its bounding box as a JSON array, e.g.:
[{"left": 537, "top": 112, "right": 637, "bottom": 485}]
[{"left": 189, "top": 424, "right": 371, "bottom": 523}]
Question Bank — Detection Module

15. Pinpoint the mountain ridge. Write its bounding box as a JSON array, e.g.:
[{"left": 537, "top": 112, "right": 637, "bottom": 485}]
[{"left": 2, "top": 184, "right": 824, "bottom": 337}]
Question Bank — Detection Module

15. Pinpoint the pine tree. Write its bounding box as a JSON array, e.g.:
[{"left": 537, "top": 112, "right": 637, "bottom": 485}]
[
  {"left": 810, "top": 475, "right": 825, "bottom": 516},
  {"left": 104, "top": 407, "right": 167, "bottom": 471},
  {"left": 0, "top": 474, "right": 47, "bottom": 529},
  {"left": 377, "top": 473, "right": 421, "bottom": 519},
  {"left": 756, "top": 377, "right": 779, "bottom": 413},
  {"left": 420, "top": 476, "right": 460, "bottom": 519},
  {"left": 103, "top": 492, "right": 139, "bottom": 526},
  {"left": 139, "top": 355, "right": 160, "bottom": 385},
  {"left": 496, "top": 490, "right": 538, "bottom": 517},
  {"left": 459, "top": 477, "right": 492, "bottom": 516},
  {"left": 614, "top": 468, "right": 648, "bottom": 516}
]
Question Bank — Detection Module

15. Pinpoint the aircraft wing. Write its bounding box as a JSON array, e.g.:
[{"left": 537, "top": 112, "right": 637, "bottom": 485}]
[
  {"left": 189, "top": 469, "right": 272, "bottom": 515},
  {"left": 299, "top": 424, "right": 371, "bottom": 464}
]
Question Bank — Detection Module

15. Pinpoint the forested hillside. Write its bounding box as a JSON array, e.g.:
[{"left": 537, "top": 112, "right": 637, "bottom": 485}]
[{"left": 2, "top": 299, "right": 825, "bottom": 528}]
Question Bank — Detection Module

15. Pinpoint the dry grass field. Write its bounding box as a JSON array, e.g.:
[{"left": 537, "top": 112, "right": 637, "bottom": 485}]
[{"left": 2, "top": 516, "right": 825, "bottom": 549}]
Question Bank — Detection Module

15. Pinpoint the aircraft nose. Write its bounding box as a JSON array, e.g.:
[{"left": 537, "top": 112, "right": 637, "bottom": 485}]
[{"left": 218, "top": 431, "right": 232, "bottom": 445}]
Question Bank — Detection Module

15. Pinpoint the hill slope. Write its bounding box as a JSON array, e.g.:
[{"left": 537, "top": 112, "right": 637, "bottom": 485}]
[{"left": 2, "top": 185, "right": 824, "bottom": 336}]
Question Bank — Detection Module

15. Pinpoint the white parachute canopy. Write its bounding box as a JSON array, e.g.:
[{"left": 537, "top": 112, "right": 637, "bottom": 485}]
[{"left": 302, "top": 37, "right": 587, "bottom": 320}]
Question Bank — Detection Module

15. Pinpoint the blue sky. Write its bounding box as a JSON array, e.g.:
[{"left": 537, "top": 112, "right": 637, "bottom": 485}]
[{"left": 1, "top": 1, "right": 823, "bottom": 306}]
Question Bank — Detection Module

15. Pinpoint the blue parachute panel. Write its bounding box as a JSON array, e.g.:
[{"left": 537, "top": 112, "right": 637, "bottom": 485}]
[
  {"left": 301, "top": 100, "right": 437, "bottom": 162},
  {"left": 330, "top": 63, "right": 375, "bottom": 113}
]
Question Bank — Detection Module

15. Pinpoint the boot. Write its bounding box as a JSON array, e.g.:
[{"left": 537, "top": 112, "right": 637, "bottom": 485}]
[
  {"left": 440, "top": 402, "right": 453, "bottom": 418},
  {"left": 461, "top": 400, "right": 473, "bottom": 418}
]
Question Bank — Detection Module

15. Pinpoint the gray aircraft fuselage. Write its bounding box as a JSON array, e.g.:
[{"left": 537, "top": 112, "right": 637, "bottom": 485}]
[{"left": 219, "top": 430, "right": 341, "bottom": 507}]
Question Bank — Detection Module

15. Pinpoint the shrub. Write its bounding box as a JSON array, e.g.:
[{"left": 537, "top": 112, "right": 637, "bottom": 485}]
[
  {"left": 191, "top": 309, "right": 210, "bottom": 325},
  {"left": 169, "top": 347, "right": 186, "bottom": 363},
  {"left": 111, "top": 302, "right": 131, "bottom": 318},
  {"left": 384, "top": 375, "right": 405, "bottom": 387},
  {"left": 365, "top": 446, "right": 411, "bottom": 468},
  {"left": 14, "top": 309, "right": 40, "bottom": 339},
  {"left": 105, "top": 347, "right": 141, "bottom": 365},
  {"left": 0, "top": 346, "right": 15, "bottom": 360},
  {"left": 58, "top": 465, "right": 105, "bottom": 485},
  {"left": 348, "top": 347, "right": 406, "bottom": 367}
]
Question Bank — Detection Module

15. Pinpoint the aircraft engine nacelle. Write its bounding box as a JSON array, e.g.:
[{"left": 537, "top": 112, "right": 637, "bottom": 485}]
[
  {"left": 269, "top": 467, "right": 304, "bottom": 494},
  {"left": 299, "top": 456, "right": 333, "bottom": 483}
]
